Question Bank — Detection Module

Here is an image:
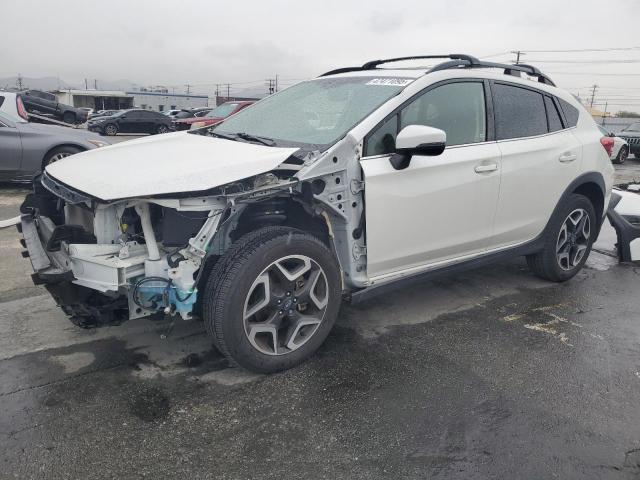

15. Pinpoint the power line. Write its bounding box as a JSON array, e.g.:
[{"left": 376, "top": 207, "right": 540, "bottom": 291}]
[{"left": 520, "top": 46, "right": 640, "bottom": 53}]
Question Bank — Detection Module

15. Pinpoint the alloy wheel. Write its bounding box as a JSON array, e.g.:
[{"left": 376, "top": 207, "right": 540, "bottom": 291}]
[
  {"left": 556, "top": 208, "right": 591, "bottom": 271},
  {"left": 48, "top": 152, "right": 72, "bottom": 164},
  {"left": 243, "top": 255, "right": 329, "bottom": 356},
  {"left": 105, "top": 125, "right": 117, "bottom": 135}
]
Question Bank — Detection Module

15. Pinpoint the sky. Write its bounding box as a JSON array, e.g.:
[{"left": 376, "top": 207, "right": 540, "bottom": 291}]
[{"left": 3, "top": 0, "right": 640, "bottom": 112}]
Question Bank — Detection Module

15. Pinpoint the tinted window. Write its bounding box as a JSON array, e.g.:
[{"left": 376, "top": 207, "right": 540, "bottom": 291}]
[
  {"left": 365, "top": 114, "right": 398, "bottom": 156},
  {"left": 400, "top": 82, "right": 486, "bottom": 146},
  {"left": 558, "top": 99, "right": 579, "bottom": 127},
  {"left": 494, "top": 84, "right": 547, "bottom": 140},
  {"left": 0, "top": 96, "right": 4, "bottom": 108},
  {"left": 545, "top": 96, "right": 563, "bottom": 132}
]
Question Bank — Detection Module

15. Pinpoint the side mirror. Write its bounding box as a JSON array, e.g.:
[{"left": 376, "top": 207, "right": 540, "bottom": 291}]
[
  {"left": 609, "top": 132, "right": 615, "bottom": 137},
  {"left": 390, "top": 125, "right": 446, "bottom": 170}
]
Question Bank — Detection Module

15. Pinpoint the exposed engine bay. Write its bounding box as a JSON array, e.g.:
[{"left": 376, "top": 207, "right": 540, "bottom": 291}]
[{"left": 18, "top": 134, "right": 369, "bottom": 328}]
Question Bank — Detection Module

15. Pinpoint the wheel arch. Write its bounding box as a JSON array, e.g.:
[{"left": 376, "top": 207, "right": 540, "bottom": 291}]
[{"left": 544, "top": 172, "right": 606, "bottom": 239}]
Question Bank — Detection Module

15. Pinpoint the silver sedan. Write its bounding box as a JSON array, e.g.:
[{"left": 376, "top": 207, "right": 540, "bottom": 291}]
[{"left": 0, "top": 91, "right": 109, "bottom": 182}]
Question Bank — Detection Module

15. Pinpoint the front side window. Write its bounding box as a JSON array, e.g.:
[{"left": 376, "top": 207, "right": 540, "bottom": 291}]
[
  {"left": 363, "top": 81, "right": 486, "bottom": 156},
  {"left": 400, "top": 82, "right": 486, "bottom": 146},
  {"left": 494, "top": 84, "right": 547, "bottom": 140},
  {"left": 214, "top": 76, "right": 412, "bottom": 147}
]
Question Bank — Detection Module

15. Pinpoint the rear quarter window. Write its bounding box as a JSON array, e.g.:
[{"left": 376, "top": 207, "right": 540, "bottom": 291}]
[
  {"left": 545, "top": 96, "right": 564, "bottom": 132},
  {"left": 558, "top": 99, "right": 579, "bottom": 128}
]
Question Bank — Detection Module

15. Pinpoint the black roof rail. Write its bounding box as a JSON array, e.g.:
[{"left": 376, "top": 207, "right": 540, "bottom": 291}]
[
  {"left": 320, "top": 54, "right": 480, "bottom": 77},
  {"left": 429, "top": 59, "right": 555, "bottom": 86},
  {"left": 320, "top": 53, "right": 555, "bottom": 87}
]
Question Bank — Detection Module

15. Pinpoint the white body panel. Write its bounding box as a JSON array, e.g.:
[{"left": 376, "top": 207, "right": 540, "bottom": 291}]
[
  {"left": 45, "top": 131, "right": 299, "bottom": 200},
  {"left": 361, "top": 142, "right": 501, "bottom": 279},
  {"left": 491, "top": 129, "right": 582, "bottom": 248}
]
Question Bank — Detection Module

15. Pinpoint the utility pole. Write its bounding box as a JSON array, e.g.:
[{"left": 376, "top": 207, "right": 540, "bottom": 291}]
[
  {"left": 602, "top": 102, "right": 608, "bottom": 127},
  {"left": 511, "top": 50, "right": 525, "bottom": 64},
  {"left": 94, "top": 79, "right": 98, "bottom": 89},
  {"left": 226, "top": 83, "right": 230, "bottom": 101},
  {"left": 84, "top": 78, "right": 88, "bottom": 90},
  {"left": 185, "top": 84, "right": 191, "bottom": 95},
  {"left": 16, "top": 73, "right": 24, "bottom": 90},
  {"left": 589, "top": 84, "right": 599, "bottom": 108},
  {"left": 266, "top": 78, "right": 275, "bottom": 94},
  {"left": 275, "top": 74, "right": 279, "bottom": 93}
]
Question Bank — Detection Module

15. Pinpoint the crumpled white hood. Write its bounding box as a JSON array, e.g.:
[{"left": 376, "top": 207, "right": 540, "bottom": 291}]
[{"left": 45, "top": 132, "right": 299, "bottom": 201}]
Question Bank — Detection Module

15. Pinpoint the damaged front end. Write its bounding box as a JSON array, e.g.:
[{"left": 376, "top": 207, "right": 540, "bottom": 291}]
[{"left": 19, "top": 170, "right": 300, "bottom": 328}]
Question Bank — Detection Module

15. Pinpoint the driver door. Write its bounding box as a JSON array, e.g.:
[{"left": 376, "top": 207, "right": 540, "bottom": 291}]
[
  {"left": 0, "top": 112, "right": 22, "bottom": 179},
  {"left": 360, "top": 80, "right": 502, "bottom": 279}
]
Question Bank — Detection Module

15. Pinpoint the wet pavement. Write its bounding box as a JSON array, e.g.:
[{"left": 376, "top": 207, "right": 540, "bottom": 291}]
[{"left": 0, "top": 162, "right": 639, "bottom": 479}]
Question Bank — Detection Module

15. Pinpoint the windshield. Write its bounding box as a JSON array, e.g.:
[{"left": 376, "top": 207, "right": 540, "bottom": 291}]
[
  {"left": 207, "top": 103, "right": 239, "bottom": 118},
  {"left": 213, "top": 76, "right": 413, "bottom": 146},
  {"left": 623, "top": 122, "right": 640, "bottom": 132},
  {"left": 174, "top": 110, "right": 194, "bottom": 119}
]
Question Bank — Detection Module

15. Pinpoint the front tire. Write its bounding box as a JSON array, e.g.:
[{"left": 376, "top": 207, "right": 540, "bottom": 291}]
[
  {"left": 526, "top": 193, "right": 596, "bottom": 282},
  {"left": 614, "top": 146, "right": 628, "bottom": 164},
  {"left": 156, "top": 124, "right": 169, "bottom": 134},
  {"left": 43, "top": 146, "right": 82, "bottom": 168},
  {"left": 104, "top": 123, "right": 118, "bottom": 136},
  {"left": 203, "top": 227, "right": 342, "bottom": 373}
]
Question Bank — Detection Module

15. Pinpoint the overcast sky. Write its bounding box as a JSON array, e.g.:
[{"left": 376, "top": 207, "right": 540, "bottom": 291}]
[{"left": 4, "top": 0, "right": 640, "bottom": 111}]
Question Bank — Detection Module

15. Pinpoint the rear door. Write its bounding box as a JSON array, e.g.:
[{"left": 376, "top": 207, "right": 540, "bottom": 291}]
[{"left": 490, "top": 82, "right": 582, "bottom": 249}]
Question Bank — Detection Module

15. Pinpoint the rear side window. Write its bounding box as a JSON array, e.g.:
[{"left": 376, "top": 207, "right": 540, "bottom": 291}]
[
  {"left": 558, "top": 99, "right": 579, "bottom": 127},
  {"left": 545, "top": 96, "right": 563, "bottom": 132},
  {"left": 493, "top": 84, "right": 547, "bottom": 140}
]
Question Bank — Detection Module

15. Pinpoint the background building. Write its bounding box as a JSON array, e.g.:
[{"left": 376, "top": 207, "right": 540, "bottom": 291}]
[
  {"left": 127, "top": 89, "right": 209, "bottom": 111},
  {"left": 53, "top": 89, "right": 134, "bottom": 110}
]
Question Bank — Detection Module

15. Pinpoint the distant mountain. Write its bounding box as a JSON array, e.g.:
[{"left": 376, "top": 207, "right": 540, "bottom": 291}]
[{"left": 0, "top": 75, "right": 136, "bottom": 92}]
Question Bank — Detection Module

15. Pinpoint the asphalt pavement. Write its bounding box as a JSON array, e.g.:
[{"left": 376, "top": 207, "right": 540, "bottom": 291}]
[{"left": 0, "top": 159, "right": 639, "bottom": 479}]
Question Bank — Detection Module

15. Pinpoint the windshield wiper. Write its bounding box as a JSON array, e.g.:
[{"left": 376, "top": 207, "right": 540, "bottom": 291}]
[
  {"left": 209, "top": 131, "right": 238, "bottom": 141},
  {"left": 235, "top": 132, "right": 276, "bottom": 146}
]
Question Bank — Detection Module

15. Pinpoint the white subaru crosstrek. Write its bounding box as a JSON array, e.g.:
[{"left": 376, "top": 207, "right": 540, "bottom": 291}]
[{"left": 18, "top": 54, "right": 614, "bottom": 372}]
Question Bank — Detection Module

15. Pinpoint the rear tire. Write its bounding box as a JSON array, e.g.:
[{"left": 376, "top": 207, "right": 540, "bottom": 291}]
[
  {"left": 62, "top": 111, "right": 76, "bottom": 124},
  {"left": 43, "top": 146, "right": 82, "bottom": 168},
  {"left": 614, "top": 146, "right": 628, "bottom": 164},
  {"left": 156, "top": 124, "right": 169, "bottom": 134},
  {"left": 203, "top": 227, "right": 342, "bottom": 373},
  {"left": 526, "top": 193, "right": 596, "bottom": 282}
]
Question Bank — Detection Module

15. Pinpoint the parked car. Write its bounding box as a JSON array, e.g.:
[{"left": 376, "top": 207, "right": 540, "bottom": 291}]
[
  {"left": 0, "top": 92, "right": 109, "bottom": 181},
  {"left": 174, "top": 101, "right": 254, "bottom": 131},
  {"left": 87, "top": 109, "right": 173, "bottom": 135},
  {"left": 618, "top": 122, "right": 640, "bottom": 160},
  {"left": 598, "top": 126, "right": 629, "bottom": 164},
  {"left": 18, "top": 90, "right": 88, "bottom": 124},
  {"left": 17, "top": 54, "right": 613, "bottom": 373}
]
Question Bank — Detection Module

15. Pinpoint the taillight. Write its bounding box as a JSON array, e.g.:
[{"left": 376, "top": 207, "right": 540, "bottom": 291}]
[
  {"left": 16, "top": 96, "right": 28, "bottom": 121},
  {"left": 600, "top": 136, "right": 614, "bottom": 157}
]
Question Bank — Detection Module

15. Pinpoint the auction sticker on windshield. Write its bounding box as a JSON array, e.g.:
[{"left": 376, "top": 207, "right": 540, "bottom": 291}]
[{"left": 366, "top": 78, "right": 414, "bottom": 86}]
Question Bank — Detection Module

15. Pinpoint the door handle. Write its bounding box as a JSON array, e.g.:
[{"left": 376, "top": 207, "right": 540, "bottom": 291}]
[
  {"left": 558, "top": 152, "right": 577, "bottom": 163},
  {"left": 474, "top": 163, "right": 498, "bottom": 173}
]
